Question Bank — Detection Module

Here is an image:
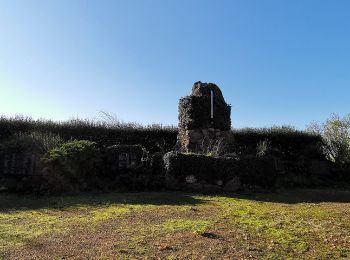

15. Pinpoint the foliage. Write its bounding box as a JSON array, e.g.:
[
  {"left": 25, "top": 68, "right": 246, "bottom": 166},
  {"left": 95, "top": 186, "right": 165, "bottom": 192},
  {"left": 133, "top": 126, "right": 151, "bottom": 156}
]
[
  {"left": 41, "top": 140, "right": 101, "bottom": 192},
  {"left": 0, "top": 115, "right": 178, "bottom": 153},
  {"left": 164, "top": 152, "right": 278, "bottom": 189},
  {"left": 163, "top": 151, "right": 238, "bottom": 186},
  {"left": 201, "top": 138, "right": 227, "bottom": 157},
  {"left": 0, "top": 131, "right": 63, "bottom": 154},
  {"left": 256, "top": 139, "right": 271, "bottom": 157},
  {"left": 307, "top": 113, "right": 350, "bottom": 166},
  {"left": 0, "top": 115, "right": 322, "bottom": 158},
  {"left": 104, "top": 144, "right": 145, "bottom": 158},
  {"left": 239, "top": 155, "right": 278, "bottom": 188},
  {"left": 232, "top": 126, "right": 323, "bottom": 160}
]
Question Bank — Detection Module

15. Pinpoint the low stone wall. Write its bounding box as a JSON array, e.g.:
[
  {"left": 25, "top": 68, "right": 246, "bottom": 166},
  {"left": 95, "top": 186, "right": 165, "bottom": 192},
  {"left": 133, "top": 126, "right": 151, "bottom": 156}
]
[{"left": 0, "top": 153, "right": 39, "bottom": 176}]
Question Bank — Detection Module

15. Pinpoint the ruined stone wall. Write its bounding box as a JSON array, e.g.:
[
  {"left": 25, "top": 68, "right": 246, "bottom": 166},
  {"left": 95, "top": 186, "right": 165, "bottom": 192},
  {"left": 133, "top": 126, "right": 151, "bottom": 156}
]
[
  {"left": 177, "top": 82, "right": 233, "bottom": 153},
  {"left": 0, "top": 153, "right": 39, "bottom": 176}
]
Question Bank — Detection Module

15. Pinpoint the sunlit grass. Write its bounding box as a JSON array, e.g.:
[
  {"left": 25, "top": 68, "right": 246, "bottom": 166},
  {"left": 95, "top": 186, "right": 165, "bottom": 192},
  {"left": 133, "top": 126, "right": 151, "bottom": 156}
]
[
  {"left": 0, "top": 189, "right": 349, "bottom": 259},
  {"left": 162, "top": 219, "right": 213, "bottom": 235}
]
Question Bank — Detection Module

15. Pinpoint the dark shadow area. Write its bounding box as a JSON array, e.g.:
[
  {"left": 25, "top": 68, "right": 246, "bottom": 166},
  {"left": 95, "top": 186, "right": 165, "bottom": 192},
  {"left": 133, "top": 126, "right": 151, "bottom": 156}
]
[
  {"left": 201, "top": 232, "right": 222, "bottom": 240},
  {"left": 0, "top": 192, "right": 205, "bottom": 212},
  {"left": 1, "top": 187, "right": 349, "bottom": 212},
  {"left": 222, "top": 187, "right": 350, "bottom": 204}
]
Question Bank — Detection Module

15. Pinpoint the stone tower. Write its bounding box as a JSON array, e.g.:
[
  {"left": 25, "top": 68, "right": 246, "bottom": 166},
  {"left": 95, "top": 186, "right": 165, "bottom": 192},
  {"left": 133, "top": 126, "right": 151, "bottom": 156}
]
[{"left": 177, "top": 81, "right": 234, "bottom": 153}]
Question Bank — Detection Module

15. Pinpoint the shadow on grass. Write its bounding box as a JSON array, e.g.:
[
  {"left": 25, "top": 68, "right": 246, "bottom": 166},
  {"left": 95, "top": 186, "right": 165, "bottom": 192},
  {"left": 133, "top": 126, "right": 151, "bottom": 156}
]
[
  {"left": 224, "top": 187, "right": 350, "bottom": 204},
  {"left": 0, "top": 192, "right": 205, "bottom": 212},
  {"left": 1, "top": 187, "right": 349, "bottom": 212}
]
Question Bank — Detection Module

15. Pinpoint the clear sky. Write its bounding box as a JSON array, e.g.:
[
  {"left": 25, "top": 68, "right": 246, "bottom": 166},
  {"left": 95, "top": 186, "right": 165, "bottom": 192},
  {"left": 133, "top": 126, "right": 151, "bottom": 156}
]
[{"left": 1, "top": 0, "right": 349, "bottom": 129}]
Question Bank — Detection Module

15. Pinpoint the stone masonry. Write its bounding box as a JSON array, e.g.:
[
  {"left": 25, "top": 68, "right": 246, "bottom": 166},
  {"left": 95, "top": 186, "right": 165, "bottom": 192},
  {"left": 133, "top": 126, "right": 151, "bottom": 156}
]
[{"left": 177, "top": 81, "right": 234, "bottom": 153}]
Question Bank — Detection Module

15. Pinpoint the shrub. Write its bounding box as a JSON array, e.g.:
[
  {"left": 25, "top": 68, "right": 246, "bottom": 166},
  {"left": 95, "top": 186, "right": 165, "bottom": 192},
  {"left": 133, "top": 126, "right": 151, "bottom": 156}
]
[
  {"left": 164, "top": 152, "right": 278, "bottom": 189},
  {"left": 0, "top": 131, "right": 63, "bottom": 154},
  {"left": 163, "top": 152, "right": 238, "bottom": 186},
  {"left": 238, "top": 155, "right": 278, "bottom": 188},
  {"left": 0, "top": 115, "right": 177, "bottom": 153},
  {"left": 307, "top": 113, "right": 350, "bottom": 167},
  {"left": 0, "top": 132, "right": 64, "bottom": 178},
  {"left": 151, "top": 152, "right": 165, "bottom": 170},
  {"left": 41, "top": 140, "right": 101, "bottom": 192},
  {"left": 101, "top": 144, "right": 146, "bottom": 178},
  {"left": 256, "top": 139, "right": 271, "bottom": 157},
  {"left": 0, "top": 115, "right": 322, "bottom": 158},
  {"left": 232, "top": 126, "right": 323, "bottom": 160}
]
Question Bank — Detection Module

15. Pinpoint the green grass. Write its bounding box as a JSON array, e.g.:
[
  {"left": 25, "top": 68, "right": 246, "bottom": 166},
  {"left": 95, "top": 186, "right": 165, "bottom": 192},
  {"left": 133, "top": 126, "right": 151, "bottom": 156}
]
[
  {"left": 162, "top": 219, "right": 213, "bottom": 235},
  {"left": 0, "top": 188, "right": 349, "bottom": 259}
]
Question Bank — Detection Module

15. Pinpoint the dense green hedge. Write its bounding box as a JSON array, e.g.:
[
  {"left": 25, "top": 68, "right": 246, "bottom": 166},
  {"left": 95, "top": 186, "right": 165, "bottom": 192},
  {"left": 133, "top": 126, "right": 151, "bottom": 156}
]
[
  {"left": 164, "top": 152, "right": 238, "bottom": 184},
  {"left": 163, "top": 152, "right": 278, "bottom": 188},
  {"left": 232, "top": 127, "right": 323, "bottom": 160},
  {"left": 41, "top": 140, "right": 102, "bottom": 193},
  {"left": 0, "top": 117, "right": 323, "bottom": 162},
  {"left": 0, "top": 116, "right": 177, "bottom": 153}
]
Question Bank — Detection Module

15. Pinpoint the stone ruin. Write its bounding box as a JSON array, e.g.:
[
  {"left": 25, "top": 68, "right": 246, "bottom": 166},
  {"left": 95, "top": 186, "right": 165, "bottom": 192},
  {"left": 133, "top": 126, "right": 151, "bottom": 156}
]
[
  {"left": 177, "top": 81, "right": 234, "bottom": 153},
  {"left": 0, "top": 153, "right": 39, "bottom": 176}
]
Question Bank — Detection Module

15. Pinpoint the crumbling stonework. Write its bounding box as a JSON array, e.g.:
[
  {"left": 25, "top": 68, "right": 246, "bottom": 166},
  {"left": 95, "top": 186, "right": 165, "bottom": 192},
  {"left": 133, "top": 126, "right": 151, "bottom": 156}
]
[{"left": 177, "top": 81, "right": 234, "bottom": 153}]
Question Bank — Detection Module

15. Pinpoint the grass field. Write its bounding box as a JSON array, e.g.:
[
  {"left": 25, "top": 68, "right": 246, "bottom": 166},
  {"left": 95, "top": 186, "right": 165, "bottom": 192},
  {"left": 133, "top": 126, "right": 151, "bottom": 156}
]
[{"left": 0, "top": 189, "right": 350, "bottom": 259}]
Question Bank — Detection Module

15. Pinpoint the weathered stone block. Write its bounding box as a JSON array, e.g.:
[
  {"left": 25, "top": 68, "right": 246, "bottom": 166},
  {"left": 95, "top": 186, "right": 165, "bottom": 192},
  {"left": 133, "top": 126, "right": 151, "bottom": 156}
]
[{"left": 177, "top": 82, "right": 233, "bottom": 153}]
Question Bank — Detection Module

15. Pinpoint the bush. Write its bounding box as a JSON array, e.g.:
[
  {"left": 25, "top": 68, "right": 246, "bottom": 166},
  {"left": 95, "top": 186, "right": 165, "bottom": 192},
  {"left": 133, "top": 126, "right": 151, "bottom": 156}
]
[
  {"left": 232, "top": 126, "right": 323, "bottom": 160},
  {"left": 0, "top": 132, "right": 63, "bottom": 178},
  {"left": 163, "top": 152, "right": 238, "bottom": 186},
  {"left": 0, "top": 116, "right": 322, "bottom": 159},
  {"left": 0, "top": 131, "right": 63, "bottom": 154},
  {"left": 0, "top": 115, "right": 177, "bottom": 153},
  {"left": 307, "top": 113, "right": 350, "bottom": 167},
  {"left": 164, "top": 152, "right": 278, "bottom": 189},
  {"left": 238, "top": 155, "right": 278, "bottom": 188},
  {"left": 41, "top": 140, "right": 101, "bottom": 192},
  {"left": 101, "top": 144, "right": 146, "bottom": 180}
]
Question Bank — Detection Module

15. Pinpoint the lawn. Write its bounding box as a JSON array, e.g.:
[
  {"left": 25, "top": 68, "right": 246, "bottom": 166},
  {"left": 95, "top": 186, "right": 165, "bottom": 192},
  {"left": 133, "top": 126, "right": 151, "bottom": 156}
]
[{"left": 0, "top": 188, "right": 349, "bottom": 259}]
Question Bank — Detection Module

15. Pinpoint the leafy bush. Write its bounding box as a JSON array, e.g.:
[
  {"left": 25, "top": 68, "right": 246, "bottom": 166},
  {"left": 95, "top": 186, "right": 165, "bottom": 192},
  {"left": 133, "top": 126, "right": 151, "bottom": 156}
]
[
  {"left": 101, "top": 144, "right": 146, "bottom": 178},
  {"left": 307, "top": 113, "right": 350, "bottom": 166},
  {"left": 0, "top": 116, "right": 322, "bottom": 159},
  {"left": 0, "top": 115, "right": 177, "bottom": 153},
  {"left": 0, "top": 131, "right": 63, "bottom": 154},
  {"left": 239, "top": 155, "right": 278, "bottom": 188},
  {"left": 232, "top": 126, "right": 323, "bottom": 160},
  {"left": 164, "top": 152, "right": 278, "bottom": 189},
  {"left": 42, "top": 140, "right": 101, "bottom": 192},
  {"left": 163, "top": 152, "right": 238, "bottom": 186}
]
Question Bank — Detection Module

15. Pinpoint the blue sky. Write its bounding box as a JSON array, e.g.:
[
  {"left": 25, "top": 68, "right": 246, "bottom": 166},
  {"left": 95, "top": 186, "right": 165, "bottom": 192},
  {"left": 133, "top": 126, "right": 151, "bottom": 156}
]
[{"left": 0, "top": 0, "right": 349, "bottom": 129}]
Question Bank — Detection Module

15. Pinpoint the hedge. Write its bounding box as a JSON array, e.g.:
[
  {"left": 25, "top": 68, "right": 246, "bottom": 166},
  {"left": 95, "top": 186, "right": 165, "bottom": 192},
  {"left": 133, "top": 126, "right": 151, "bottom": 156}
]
[
  {"left": 41, "top": 140, "right": 102, "bottom": 193},
  {"left": 163, "top": 152, "right": 238, "bottom": 185},
  {"left": 0, "top": 116, "right": 324, "bottom": 162},
  {"left": 232, "top": 127, "right": 324, "bottom": 160},
  {"left": 0, "top": 116, "right": 178, "bottom": 153},
  {"left": 163, "top": 152, "right": 278, "bottom": 189}
]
